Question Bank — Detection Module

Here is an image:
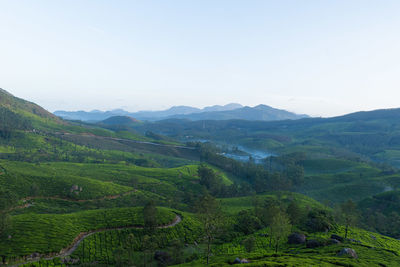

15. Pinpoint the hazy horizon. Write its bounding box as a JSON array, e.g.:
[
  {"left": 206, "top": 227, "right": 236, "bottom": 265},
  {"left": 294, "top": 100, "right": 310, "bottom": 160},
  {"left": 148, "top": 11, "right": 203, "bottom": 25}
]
[{"left": 2, "top": 1, "right": 400, "bottom": 117}]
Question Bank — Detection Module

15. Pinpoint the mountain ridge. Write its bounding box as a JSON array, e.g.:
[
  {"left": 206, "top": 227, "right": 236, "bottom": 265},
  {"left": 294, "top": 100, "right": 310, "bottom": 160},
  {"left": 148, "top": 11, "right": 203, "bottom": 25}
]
[{"left": 54, "top": 103, "right": 308, "bottom": 122}]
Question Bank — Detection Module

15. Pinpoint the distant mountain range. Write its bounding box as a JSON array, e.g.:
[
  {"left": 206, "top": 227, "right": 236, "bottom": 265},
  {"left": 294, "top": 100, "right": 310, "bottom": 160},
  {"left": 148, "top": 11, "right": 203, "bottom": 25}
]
[{"left": 54, "top": 103, "right": 309, "bottom": 122}]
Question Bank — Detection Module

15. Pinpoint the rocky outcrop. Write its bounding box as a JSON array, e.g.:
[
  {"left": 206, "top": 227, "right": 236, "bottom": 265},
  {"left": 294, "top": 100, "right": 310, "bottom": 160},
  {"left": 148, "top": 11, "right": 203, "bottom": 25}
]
[{"left": 337, "top": 248, "right": 358, "bottom": 258}]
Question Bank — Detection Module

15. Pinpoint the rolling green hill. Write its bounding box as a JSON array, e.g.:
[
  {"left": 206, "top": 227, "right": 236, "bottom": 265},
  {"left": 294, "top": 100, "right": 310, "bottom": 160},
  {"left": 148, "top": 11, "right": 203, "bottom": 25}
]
[
  {"left": 1, "top": 207, "right": 177, "bottom": 257},
  {"left": 2, "top": 89, "right": 400, "bottom": 266}
]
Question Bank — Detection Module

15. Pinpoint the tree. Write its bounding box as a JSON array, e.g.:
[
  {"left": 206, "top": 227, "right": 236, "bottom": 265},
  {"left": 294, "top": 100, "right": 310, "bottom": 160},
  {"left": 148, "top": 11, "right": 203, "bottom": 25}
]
[
  {"left": 0, "top": 213, "right": 10, "bottom": 239},
  {"left": 306, "top": 209, "right": 334, "bottom": 233},
  {"left": 142, "top": 234, "right": 157, "bottom": 267},
  {"left": 113, "top": 247, "right": 127, "bottom": 267},
  {"left": 337, "top": 199, "right": 358, "bottom": 239},
  {"left": 143, "top": 200, "right": 157, "bottom": 233},
  {"left": 0, "top": 189, "right": 17, "bottom": 238},
  {"left": 286, "top": 200, "right": 304, "bottom": 227},
  {"left": 242, "top": 236, "right": 256, "bottom": 252},
  {"left": 270, "top": 211, "right": 292, "bottom": 253},
  {"left": 29, "top": 183, "right": 40, "bottom": 196},
  {"left": 196, "top": 194, "right": 225, "bottom": 265},
  {"left": 198, "top": 165, "right": 223, "bottom": 195},
  {"left": 235, "top": 210, "right": 262, "bottom": 235},
  {"left": 170, "top": 239, "right": 184, "bottom": 264},
  {"left": 253, "top": 198, "right": 282, "bottom": 247},
  {"left": 0, "top": 189, "right": 17, "bottom": 264},
  {"left": 285, "top": 164, "right": 304, "bottom": 186}
]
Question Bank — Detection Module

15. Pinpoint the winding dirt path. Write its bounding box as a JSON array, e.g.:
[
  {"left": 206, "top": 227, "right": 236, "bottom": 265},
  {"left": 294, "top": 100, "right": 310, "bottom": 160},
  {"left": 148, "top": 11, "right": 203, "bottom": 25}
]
[
  {"left": 22, "top": 190, "right": 136, "bottom": 203},
  {"left": 10, "top": 215, "right": 182, "bottom": 267},
  {"left": 9, "top": 190, "right": 137, "bottom": 212}
]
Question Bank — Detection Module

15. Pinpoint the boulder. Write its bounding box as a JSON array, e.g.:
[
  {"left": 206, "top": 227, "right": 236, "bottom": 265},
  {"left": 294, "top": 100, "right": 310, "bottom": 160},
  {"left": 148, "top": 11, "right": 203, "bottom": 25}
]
[
  {"left": 288, "top": 233, "right": 306, "bottom": 244},
  {"left": 337, "top": 248, "right": 358, "bottom": 258},
  {"left": 330, "top": 234, "right": 344, "bottom": 242},
  {"left": 306, "top": 239, "right": 324, "bottom": 248},
  {"left": 233, "top": 258, "right": 250, "bottom": 264},
  {"left": 233, "top": 258, "right": 241, "bottom": 264}
]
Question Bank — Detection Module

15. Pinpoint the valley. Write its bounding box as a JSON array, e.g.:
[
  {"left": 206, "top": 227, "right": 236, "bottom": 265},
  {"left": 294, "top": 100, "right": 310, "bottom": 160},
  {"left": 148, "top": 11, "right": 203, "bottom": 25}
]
[{"left": 1, "top": 89, "right": 400, "bottom": 266}]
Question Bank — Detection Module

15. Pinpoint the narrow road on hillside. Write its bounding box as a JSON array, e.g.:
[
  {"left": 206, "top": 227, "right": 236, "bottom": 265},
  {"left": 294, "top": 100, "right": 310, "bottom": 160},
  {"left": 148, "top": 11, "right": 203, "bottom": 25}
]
[
  {"left": 11, "top": 190, "right": 137, "bottom": 211},
  {"left": 58, "top": 132, "right": 196, "bottom": 150},
  {"left": 10, "top": 215, "right": 182, "bottom": 267}
]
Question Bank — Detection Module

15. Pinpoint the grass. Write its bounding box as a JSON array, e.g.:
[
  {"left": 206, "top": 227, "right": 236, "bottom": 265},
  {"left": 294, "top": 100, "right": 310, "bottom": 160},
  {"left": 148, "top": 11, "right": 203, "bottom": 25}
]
[
  {"left": 0, "top": 161, "right": 229, "bottom": 202},
  {"left": 0, "top": 161, "right": 133, "bottom": 200},
  {"left": 302, "top": 158, "right": 370, "bottom": 175},
  {"left": 298, "top": 161, "right": 391, "bottom": 204},
  {"left": 69, "top": 211, "right": 201, "bottom": 265},
  {"left": 11, "top": 190, "right": 167, "bottom": 215},
  {"left": 15, "top": 211, "right": 202, "bottom": 267},
  {"left": 1, "top": 207, "right": 176, "bottom": 257},
  {"left": 219, "top": 191, "right": 326, "bottom": 214}
]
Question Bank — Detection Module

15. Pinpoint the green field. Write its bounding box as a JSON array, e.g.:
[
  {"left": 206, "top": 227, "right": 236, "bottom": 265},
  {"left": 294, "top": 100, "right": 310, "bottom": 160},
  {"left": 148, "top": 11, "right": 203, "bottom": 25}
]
[
  {"left": 1, "top": 207, "right": 176, "bottom": 257},
  {"left": 219, "top": 192, "right": 325, "bottom": 214}
]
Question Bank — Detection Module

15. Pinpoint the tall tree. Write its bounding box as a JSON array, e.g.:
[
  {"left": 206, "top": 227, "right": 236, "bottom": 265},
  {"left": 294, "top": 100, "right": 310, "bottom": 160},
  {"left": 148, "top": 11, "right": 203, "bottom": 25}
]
[
  {"left": 198, "top": 164, "right": 222, "bottom": 195},
  {"left": 270, "top": 211, "right": 292, "bottom": 253},
  {"left": 143, "top": 200, "right": 157, "bottom": 233},
  {"left": 196, "top": 194, "right": 224, "bottom": 265},
  {"left": 286, "top": 200, "right": 304, "bottom": 227},
  {"left": 142, "top": 234, "right": 157, "bottom": 267},
  {"left": 337, "top": 199, "right": 358, "bottom": 239},
  {"left": 0, "top": 189, "right": 17, "bottom": 238}
]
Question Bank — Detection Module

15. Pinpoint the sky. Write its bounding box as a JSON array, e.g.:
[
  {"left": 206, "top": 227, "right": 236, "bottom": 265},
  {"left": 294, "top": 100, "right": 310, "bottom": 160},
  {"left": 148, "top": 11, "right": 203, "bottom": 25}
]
[{"left": 1, "top": 0, "right": 400, "bottom": 117}]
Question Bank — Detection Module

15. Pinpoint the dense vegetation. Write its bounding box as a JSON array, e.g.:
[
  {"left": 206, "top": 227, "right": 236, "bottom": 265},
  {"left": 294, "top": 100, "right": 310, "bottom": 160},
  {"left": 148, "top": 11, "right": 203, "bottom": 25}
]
[{"left": 1, "top": 89, "right": 400, "bottom": 266}]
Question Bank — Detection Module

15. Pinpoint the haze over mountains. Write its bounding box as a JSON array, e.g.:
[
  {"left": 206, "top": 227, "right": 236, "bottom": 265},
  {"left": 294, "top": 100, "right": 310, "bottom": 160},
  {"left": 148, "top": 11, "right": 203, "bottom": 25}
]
[{"left": 54, "top": 103, "right": 309, "bottom": 122}]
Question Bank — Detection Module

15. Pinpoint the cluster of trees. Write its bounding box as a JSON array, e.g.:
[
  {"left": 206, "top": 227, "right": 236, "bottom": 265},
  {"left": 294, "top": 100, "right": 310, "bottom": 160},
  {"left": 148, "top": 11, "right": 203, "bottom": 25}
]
[
  {"left": 197, "top": 164, "right": 253, "bottom": 198},
  {"left": 0, "top": 107, "right": 31, "bottom": 139},
  {"left": 197, "top": 143, "right": 304, "bottom": 193},
  {"left": 193, "top": 194, "right": 354, "bottom": 262},
  {"left": 234, "top": 197, "right": 360, "bottom": 254},
  {"left": 361, "top": 210, "right": 400, "bottom": 238}
]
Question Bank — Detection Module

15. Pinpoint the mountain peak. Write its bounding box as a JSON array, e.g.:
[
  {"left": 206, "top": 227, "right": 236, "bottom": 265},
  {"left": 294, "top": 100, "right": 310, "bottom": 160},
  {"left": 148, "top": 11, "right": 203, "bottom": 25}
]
[{"left": 100, "top": 115, "right": 139, "bottom": 125}]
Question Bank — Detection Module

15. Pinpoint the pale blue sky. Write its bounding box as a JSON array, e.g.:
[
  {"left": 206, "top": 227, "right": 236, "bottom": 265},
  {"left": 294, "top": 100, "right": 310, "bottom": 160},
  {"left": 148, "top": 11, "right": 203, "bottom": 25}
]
[{"left": 1, "top": 0, "right": 400, "bottom": 117}]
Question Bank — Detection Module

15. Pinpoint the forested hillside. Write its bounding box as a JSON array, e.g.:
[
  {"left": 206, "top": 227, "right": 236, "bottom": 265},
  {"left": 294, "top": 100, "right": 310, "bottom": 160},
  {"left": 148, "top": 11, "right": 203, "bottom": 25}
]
[{"left": 1, "top": 89, "right": 400, "bottom": 266}]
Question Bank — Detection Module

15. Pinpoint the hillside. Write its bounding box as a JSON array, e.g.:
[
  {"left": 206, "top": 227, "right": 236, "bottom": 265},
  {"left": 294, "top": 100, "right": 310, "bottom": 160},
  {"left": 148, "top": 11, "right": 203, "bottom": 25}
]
[
  {"left": 2, "top": 90, "right": 400, "bottom": 266},
  {"left": 131, "top": 107, "right": 400, "bottom": 166},
  {"left": 0, "top": 88, "right": 58, "bottom": 121},
  {"left": 99, "top": 115, "right": 140, "bottom": 125}
]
